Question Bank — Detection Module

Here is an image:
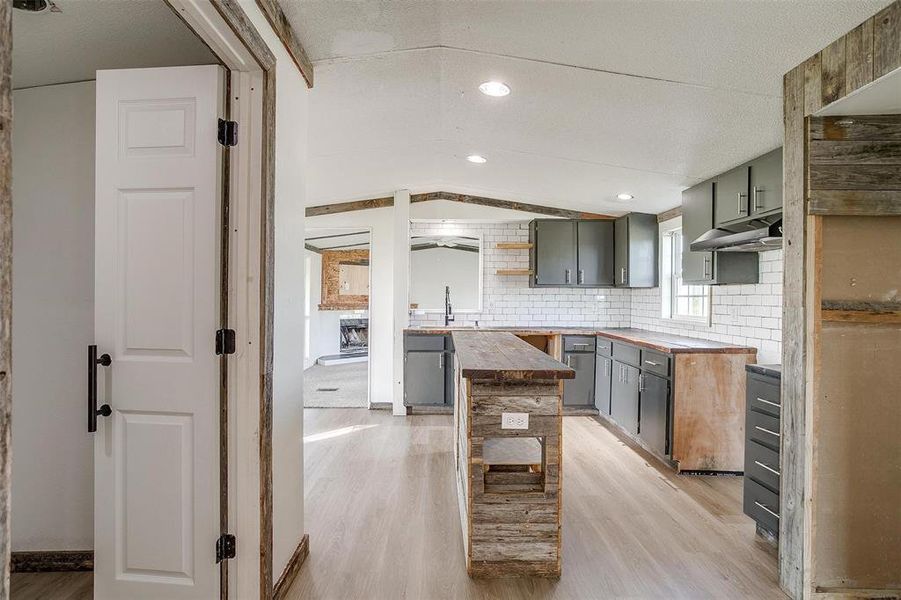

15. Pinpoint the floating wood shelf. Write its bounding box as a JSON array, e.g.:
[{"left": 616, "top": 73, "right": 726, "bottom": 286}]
[
  {"left": 496, "top": 268, "right": 532, "bottom": 276},
  {"left": 496, "top": 242, "right": 533, "bottom": 250}
]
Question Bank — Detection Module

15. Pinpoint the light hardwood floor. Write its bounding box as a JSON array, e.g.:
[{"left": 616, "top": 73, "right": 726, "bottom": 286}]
[
  {"left": 11, "top": 408, "right": 784, "bottom": 599},
  {"left": 288, "top": 408, "right": 784, "bottom": 600}
]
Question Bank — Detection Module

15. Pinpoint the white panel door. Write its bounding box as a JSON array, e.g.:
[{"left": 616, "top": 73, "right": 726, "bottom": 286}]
[{"left": 94, "top": 65, "right": 223, "bottom": 600}]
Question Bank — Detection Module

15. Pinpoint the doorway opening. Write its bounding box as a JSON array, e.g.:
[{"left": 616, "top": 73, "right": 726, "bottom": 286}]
[{"left": 303, "top": 228, "right": 372, "bottom": 408}]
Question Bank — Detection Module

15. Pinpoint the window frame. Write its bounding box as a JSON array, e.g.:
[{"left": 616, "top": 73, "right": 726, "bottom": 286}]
[{"left": 659, "top": 217, "right": 712, "bottom": 325}]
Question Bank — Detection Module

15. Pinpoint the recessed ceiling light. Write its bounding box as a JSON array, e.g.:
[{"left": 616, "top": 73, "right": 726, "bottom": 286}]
[
  {"left": 617, "top": 193, "right": 634, "bottom": 201},
  {"left": 478, "top": 81, "right": 510, "bottom": 97},
  {"left": 466, "top": 155, "right": 487, "bottom": 164}
]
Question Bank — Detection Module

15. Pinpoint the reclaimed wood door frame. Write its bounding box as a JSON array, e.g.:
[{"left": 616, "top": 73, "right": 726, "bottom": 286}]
[{"left": 781, "top": 2, "right": 900, "bottom": 599}]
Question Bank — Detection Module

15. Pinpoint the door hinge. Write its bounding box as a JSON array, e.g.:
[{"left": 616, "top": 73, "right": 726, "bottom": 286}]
[
  {"left": 217, "top": 118, "right": 238, "bottom": 147},
  {"left": 215, "top": 329, "right": 236, "bottom": 355},
  {"left": 216, "top": 533, "right": 236, "bottom": 563}
]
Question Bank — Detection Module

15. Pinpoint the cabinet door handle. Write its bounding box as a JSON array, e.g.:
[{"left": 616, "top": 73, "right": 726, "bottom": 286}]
[
  {"left": 604, "top": 361, "right": 609, "bottom": 377},
  {"left": 703, "top": 256, "right": 711, "bottom": 279},
  {"left": 438, "top": 353, "right": 444, "bottom": 369},
  {"left": 566, "top": 355, "right": 572, "bottom": 367},
  {"left": 620, "top": 267, "right": 627, "bottom": 284},
  {"left": 638, "top": 374, "right": 644, "bottom": 392},
  {"left": 738, "top": 192, "right": 748, "bottom": 215},
  {"left": 754, "top": 501, "right": 780, "bottom": 520},
  {"left": 754, "top": 460, "right": 780, "bottom": 476},
  {"left": 754, "top": 425, "right": 780, "bottom": 438},
  {"left": 565, "top": 269, "right": 571, "bottom": 284},
  {"left": 756, "top": 397, "right": 781, "bottom": 409},
  {"left": 753, "top": 186, "right": 763, "bottom": 212},
  {"left": 578, "top": 269, "right": 584, "bottom": 284}
]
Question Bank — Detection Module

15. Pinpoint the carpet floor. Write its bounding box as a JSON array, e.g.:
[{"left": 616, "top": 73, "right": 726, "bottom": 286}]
[{"left": 304, "top": 361, "right": 368, "bottom": 408}]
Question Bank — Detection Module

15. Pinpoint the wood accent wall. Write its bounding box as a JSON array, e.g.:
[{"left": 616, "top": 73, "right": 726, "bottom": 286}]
[
  {"left": 0, "top": 2, "right": 11, "bottom": 596},
  {"left": 318, "top": 249, "right": 369, "bottom": 310},
  {"left": 782, "top": 3, "right": 900, "bottom": 598}
]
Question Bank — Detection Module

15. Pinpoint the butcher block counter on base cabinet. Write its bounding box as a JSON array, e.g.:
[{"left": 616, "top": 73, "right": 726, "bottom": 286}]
[
  {"left": 452, "top": 331, "right": 574, "bottom": 578},
  {"left": 593, "top": 329, "right": 757, "bottom": 473}
]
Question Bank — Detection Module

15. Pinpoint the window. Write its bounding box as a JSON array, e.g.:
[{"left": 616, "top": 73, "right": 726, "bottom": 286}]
[{"left": 661, "top": 224, "right": 710, "bottom": 323}]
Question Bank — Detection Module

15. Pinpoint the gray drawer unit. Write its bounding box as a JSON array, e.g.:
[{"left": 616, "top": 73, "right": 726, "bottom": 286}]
[
  {"left": 405, "top": 333, "right": 447, "bottom": 351},
  {"left": 596, "top": 338, "right": 612, "bottom": 357},
  {"left": 612, "top": 342, "right": 641, "bottom": 368},
  {"left": 564, "top": 335, "right": 596, "bottom": 352},
  {"left": 640, "top": 349, "right": 670, "bottom": 378},
  {"left": 745, "top": 440, "right": 780, "bottom": 493},
  {"left": 748, "top": 410, "right": 781, "bottom": 451},
  {"left": 744, "top": 478, "right": 780, "bottom": 535},
  {"left": 744, "top": 366, "right": 781, "bottom": 539}
]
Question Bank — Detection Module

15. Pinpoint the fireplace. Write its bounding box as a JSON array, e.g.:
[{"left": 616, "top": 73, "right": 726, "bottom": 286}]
[{"left": 339, "top": 318, "right": 368, "bottom": 353}]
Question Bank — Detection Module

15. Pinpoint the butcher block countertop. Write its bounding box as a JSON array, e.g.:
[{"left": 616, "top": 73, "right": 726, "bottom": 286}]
[
  {"left": 407, "top": 326, "right": 756, "bottom": 355},
  {"left": 451, "top": 331, "right": 575, "bottom": 380}
]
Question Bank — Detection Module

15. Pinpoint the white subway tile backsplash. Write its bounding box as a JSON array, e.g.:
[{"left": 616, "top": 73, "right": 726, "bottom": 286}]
[{"left": 409, "top": 222, "right": 783, "bottom": 364}]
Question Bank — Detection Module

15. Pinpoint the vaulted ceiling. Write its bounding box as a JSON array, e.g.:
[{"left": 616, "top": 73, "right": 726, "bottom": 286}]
[{"left": 283, "top": 0, "right": 889, "bottom": 215}]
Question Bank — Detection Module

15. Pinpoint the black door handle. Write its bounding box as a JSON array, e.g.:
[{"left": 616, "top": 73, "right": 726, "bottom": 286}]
[{"left": 88, "top": 345, "right": 112, "bottom": 433}]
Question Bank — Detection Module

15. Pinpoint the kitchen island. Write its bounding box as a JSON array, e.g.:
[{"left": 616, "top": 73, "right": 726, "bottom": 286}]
[{"left": 452, "top": 331, "right": 574, "bottom": 578}]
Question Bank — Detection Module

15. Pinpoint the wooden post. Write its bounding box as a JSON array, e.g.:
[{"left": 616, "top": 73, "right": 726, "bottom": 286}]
[{"left": 0, "top": 1, "right": 11, "bottom": 596}]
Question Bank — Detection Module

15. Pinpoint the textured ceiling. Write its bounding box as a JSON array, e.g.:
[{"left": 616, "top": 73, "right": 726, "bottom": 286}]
[
  {"left": 12, "top": 0, "right": 217, "bottom": 89},
  {"left": 282, "top": 0, "right": 891, "bottom": 214}
]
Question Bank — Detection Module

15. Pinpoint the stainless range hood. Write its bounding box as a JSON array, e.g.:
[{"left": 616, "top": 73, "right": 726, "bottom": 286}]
[{"left": 690, "top": 217, "right": 783, "bottom": 252}]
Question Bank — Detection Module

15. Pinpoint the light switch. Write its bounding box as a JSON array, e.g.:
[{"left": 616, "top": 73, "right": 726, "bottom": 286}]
[{"left": 501, "top": 412, "right": 529, "bottom": 430}]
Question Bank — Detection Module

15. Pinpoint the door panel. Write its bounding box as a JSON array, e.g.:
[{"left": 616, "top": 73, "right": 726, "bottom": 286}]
[
  {"left": 682, "top": 181, "right": 714, "bottom": 284},
  {"left": 94, "top": 65, "right": 223, "bottom": 600},
  {"left": 534, "top": 220, "right": 576, "bottom": 285},
  {"left": 576, "top": 220, "right": 614, "bottom": 286},
  {"left": 611, "top": 362, "right": 639, "bottom": 434},
  {"left": 714, "top": 166, "right": 750, "bottom": 226},
  {"left": 595, "top": 356, "right": 612, "bottom": 415},
  {"left": 638, "top": 373, "right": 669, "bottom": 457},
  {"left": 749, "top": 148, "right": 783, "bottom": 215},
  {"left": 563, "top": 352, "right": 595, "bottom": 406},
  {"left": 614, "top": 217, "right": 628, "bottom": 286},
  {"left": 405, "top": 351, "right": 446, "bottom": 405}
]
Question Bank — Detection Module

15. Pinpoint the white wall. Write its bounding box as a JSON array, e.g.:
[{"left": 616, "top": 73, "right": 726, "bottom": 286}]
[
  {"left": 306, "top": 209, "right": 394, "bottom": 405},
  {"left": 410, "top": 246, "right": 480, "bottom": 311},
  {"left": 11, "top": 81, "right": 95, "bottom": 550},
  {"left": 242, "top": 0, "right": 309, "bottom": 582}
]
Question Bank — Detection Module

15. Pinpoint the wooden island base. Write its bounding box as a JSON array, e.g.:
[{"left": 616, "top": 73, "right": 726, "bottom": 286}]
[{"left": 452, "top": 331, "right": 574, "bottom": 578}]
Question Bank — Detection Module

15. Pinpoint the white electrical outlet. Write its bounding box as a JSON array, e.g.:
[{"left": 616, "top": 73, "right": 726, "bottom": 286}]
[{"left": 501, "top": 412, "right": 529, "bottom": 430}]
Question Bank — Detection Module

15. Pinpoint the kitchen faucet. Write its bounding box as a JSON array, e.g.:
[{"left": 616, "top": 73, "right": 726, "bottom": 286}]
[{"left": 445, "top": 285, "right": 455, "bottom": 326}]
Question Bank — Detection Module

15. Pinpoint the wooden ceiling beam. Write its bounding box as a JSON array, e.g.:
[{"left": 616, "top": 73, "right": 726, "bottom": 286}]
[{"left": 305, "top": 191, "right": 615, "bottom": 219}]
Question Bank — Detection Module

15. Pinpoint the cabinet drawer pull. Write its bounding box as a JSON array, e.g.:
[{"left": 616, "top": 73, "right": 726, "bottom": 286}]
[
  {"left": 754, "top": 425, "right": 780, "bottom": 438},
  {"left": 756, "top": 397, "right": 781, "bottom": 409},
  {"left": 754, "top": 460, "right": 780, "bottom": 476},
  {"left": 754, "top": 501, "right": 779, "bottom": 519},
  {"left": 644, "top": 360, "right": 660, "bottom": 366},
  {"left": 573, "top": 343, "right": 590, "bottom": 348}
]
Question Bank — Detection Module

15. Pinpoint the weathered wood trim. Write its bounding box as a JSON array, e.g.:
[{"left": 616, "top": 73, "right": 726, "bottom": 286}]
[
  {"left": 305, "top": 197, "right": 394, "bottom": 217},
  {"left": 209, "top": 2, "right": 277, "bottom": 598},
  {"left": 10, "top": 551, "right": 93, "bottom": 573},
  {"left": 272, "top": 534, "right": 309, "bottom": 600},
  {"left": 821, "top": 300, "right": 901, "bottom": 323},
  {"left": 656, "top": 206, "right": 682, "bottom": 223},
  {"left": 0, "top": 2, "right": 11, "bottom": 596},
  {"left": 254, "top": 0, "right": 314, "bottom": 87},
  {"left": 305, "top": 191, "right": 616, "bottom": 219},
  {"left": 808, "top": 189, "right": 901, "bottom": 215}
]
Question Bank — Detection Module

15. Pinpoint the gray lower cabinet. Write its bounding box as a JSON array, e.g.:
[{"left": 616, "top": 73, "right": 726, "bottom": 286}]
[
  {"left": 743, "top": 367, "right": 781, "bottom": 538},
  {"left": 638, "top": 372, "right": 669, "bottom": 457},
  {"left": 614, "top": 213, "right": 658, "bottom": 288},
  {"left": 404, "top": 333, "right": 454, "bottom": 406},
  {"left": 577, "top": 220, "right": 614, "bottom": 286},
  {"left": 594, "top": 355, "right": 612, "bottom": 415},
  {"left": 563, "top": 351, "right": 595, "bottom": 407},
  {"left": 611, "top": 361, "right": 639, "bottom": 434}
]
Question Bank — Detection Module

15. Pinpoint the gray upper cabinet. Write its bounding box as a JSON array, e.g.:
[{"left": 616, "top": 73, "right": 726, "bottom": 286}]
[
  {"left": 614, "top": 212, "right": 658, "bottom": 288},
  {"left": 714, "top": 165, "right": 750, "bottom": 227},
  {"left": 682, "top": 180, "right": 715, "bottom": 284},
  {"left": 576, "top": 220, "right": 614, "bottom": 286},
  {"left": 531, "top": 220, "right": 577, "bottom": 286},
  {"left": 749, "top": 147, "right": 782, "bottom": 216}
]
